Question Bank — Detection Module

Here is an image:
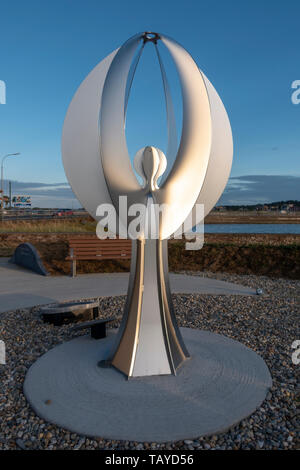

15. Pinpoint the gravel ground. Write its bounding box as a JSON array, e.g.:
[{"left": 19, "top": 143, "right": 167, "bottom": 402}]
[{"left": 0, "top": 272, "right": 299, "bottom": 450}]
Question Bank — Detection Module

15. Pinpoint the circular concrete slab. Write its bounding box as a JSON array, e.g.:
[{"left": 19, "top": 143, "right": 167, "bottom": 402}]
[{"left": 24, "top": 328, "right": 272, "bottom": 442}]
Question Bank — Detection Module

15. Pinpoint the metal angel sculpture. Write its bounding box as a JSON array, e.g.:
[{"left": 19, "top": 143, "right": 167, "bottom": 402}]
[{"left": 62, "top": 32, "right": 233, "bottom": 377}]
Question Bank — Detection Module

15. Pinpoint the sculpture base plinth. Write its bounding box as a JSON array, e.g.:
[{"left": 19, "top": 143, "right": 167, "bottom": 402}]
[{"left": 24, "top": 328, "right": 272, "bottom": 443}]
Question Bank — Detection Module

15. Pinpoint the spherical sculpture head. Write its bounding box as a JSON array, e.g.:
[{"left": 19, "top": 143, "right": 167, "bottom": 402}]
[{"left": 133, "top": 146, "right": 167, "bottom": 191}]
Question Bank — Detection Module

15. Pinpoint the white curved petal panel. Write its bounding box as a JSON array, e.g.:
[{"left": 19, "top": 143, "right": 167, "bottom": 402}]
[
  {"left": 182, "top": 72, "right": 233, "bottom": 232},
  {"left": 62, "top": 32, "right": 233, "bottom": 241},
  {"left": 100, "top": 35, "right": 144, "bottom": 205},
  {"left": 154, "top": 35, "right": 212, "bottom": 239},
  {"left": 61, "top": 50, "right": 118, "bottom": 221}
]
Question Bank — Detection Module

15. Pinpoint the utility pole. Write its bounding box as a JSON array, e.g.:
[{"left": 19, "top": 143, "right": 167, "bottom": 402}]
[
  {"left": 9, "top": 181, "right": 12, "bottom": 209},
  {"left": 1, "top": 153, "right": 21, "bottom": 211}
]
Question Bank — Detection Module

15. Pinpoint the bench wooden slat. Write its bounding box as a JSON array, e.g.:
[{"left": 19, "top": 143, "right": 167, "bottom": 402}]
[
  {"left": 70, "top": 248, "right": 131, "bottom": 252},
  {"left": 69, "top": 239, "right": 130, "bottom": 242},
  {"left": 68, "top": 238, "right": 131, "bottom": 243},
  {"left": 67, "top": 237, "right": 132, "bottom": 277},
  {"left": 69, "top": 238, "right": 131, "bottom": 245},
  {"left": 68, "top": 247, "right": 131, "bottom": 252},
  {"left": 70, "top": 250, "right": 131, "bottom": 253},
  {"left": 70, "top": 246, "right": 131, "bottom": 250},
  {"left": 70, "top": 251, "right": 131, "bottom": 255},
  {"left": 67, "top": 252, "right": 131, "bottom": 256},
  {"left": 66, "top": 255, "right": 131, "bottom": 260},
  {"left": 69, "top": 255, "right": 131, "bottom": 259}
]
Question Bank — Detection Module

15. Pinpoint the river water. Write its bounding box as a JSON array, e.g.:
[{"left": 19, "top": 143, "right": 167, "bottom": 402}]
[{"left": 204, "top": 224, "right": 300, "bottom": 234}]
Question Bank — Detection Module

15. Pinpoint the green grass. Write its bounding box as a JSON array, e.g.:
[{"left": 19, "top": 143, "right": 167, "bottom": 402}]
[{"left": 0, "top": 219, "right": 97, "bottom": 233}]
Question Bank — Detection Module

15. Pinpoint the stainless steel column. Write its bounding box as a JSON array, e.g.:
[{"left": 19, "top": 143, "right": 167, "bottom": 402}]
[{"left": 110, "top": 239, "right": 189, "bottom": 378}]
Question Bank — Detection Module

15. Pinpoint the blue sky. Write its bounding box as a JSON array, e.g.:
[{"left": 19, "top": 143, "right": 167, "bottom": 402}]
[{"left": 0, "top": 0, "right": 299, "bottom": 206}]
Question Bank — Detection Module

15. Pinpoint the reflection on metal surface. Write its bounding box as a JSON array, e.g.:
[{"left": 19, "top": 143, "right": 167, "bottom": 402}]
[
  {"left": 111, "top": 238, "right": 189, "bottom": 377},
  {"left": 62, "top": 32, "right": 233, "bottom": 378},
  {"left": 111, "top": 239, "right": 144, "bottom": 377},
  {"left": 155, "top": 44, "right": 178, "bottom": 182}
]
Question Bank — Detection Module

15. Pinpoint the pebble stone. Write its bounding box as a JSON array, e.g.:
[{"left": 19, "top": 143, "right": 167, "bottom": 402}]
[{"left": 0, "top": 272, "right": 299, "bottom": 450}]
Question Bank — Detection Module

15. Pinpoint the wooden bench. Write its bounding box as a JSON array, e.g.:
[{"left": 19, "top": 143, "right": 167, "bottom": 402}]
[
  {"left": 71, "top": 317, "right": 115, "bottom": 339},
  {"left": 66, "top": 237, "right": 132, "bottom": 277}
]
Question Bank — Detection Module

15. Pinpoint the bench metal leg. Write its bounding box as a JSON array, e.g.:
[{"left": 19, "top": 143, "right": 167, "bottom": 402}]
[
  {"left": 71, "top": 259, "right": 76, "bottom": 278},
  {"left": 70, "top": 248, "right": 76, "bottom": 277},
  {"left": 91, "top": 322, "right": 106, "bottom": 339},
  {"left": 92, "top": 306, "right": 99, "bottom": 320}
]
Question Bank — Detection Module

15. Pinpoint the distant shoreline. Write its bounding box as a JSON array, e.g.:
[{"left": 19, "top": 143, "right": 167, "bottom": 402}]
[{"left": 205, "top": 211, "right": 300, "bottom": 224}]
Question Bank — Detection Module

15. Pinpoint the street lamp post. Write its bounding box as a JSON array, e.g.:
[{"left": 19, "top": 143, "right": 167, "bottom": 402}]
[{"left": 1, "top": 153, "right": 21, "bottom": 210}]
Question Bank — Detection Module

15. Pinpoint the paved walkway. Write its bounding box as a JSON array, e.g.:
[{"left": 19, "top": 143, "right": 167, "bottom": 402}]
[{"left": 0, "top": 258, "right": 256, "bottom": 313}]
